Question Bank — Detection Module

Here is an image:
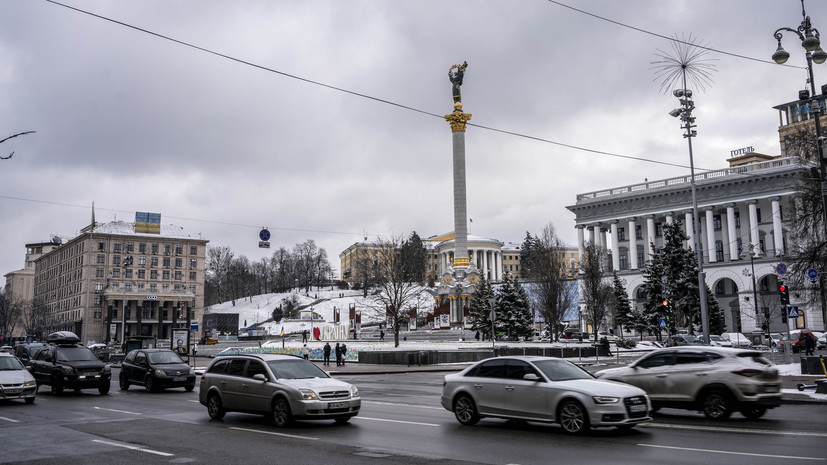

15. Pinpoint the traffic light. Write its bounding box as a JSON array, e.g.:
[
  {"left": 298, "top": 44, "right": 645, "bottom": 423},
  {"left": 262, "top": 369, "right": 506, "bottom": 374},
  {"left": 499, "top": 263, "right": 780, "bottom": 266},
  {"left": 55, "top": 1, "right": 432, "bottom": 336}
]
[
  {"left": 662, "top": 299, "right": 670, "bottom": 327},
  {"left": 778, "top": 282, "right": 790, "bottom": 305}
]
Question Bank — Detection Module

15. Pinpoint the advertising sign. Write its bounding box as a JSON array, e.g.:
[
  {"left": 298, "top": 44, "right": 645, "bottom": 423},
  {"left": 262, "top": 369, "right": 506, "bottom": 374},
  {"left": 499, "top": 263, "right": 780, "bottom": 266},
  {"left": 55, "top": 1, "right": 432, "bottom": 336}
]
[
  {"left": 172, "top": 329, "right": 188, "bottom": 355},
  {"left": 440, "top": 314, "right": 450, "bottom": 327},
  {"left": 300, "top": 311, "right": 313, "bottom": 320}
]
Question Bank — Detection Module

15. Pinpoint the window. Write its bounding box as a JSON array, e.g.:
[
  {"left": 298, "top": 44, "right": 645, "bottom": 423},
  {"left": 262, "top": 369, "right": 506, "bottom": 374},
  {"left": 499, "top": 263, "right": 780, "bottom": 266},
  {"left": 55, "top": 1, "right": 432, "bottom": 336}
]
[
  {"left": 505, "top": 360, "right": 538, "bottom": 380},
  {"left": 637, "top": 252, "right": 644, "bottom": 266},
  {"left": 189, "top": 271, "right": 196, "bottom": 281},
  {"left": 655, "top": 223, "right": 663, "bottom": 237},
  {"left": 190, "top": 245, "right": 197, "bottom": 255},
  {"left": 163, "top": 270, "right": 170, "bottom": 280},
  {"left": 113, "top": 242, "right": 121, "bottom": 253},
  {"left": 151, "top": 257, "right": 158, "bottom": 267},
  {"left": 175, "top": 258, "right": 182, "bottom": 268},
  {"left": 247, "top": 362, "right": 268, "bottom": 379},
  {"left": 138, "top": 270, "right": 146, "bottom": 279},
  {"left": 96, "top": 268, "right": 104, "bottom": 277},
  {"left": 715, "top": 241, "right": 724, "bottom": 262},
  {"left": 97, "top": 254, "right": 105, "bottom": 264},
  {"left": 98, "top": 241, "right": 106, "bottom": 251},
  {"left": 139, "top": 243, "right": 147, "bottom": 253},
  {"left": 175, "top": 245, "right": 183, "bottom": 255},
  {"left": 637, "top": 353, "right": 673, "bottom": 368},
  {"left": 163, "top": 284, "right": 169, "bottom": 291},
  {"left": 617, "top": 227, "right": 626, "bottom": 241},
  {"left": 675, "top": 353, "right": 708, "bottom": 365},
  {"left": 151, "top": 243, "right": 159, "bottom": 254},
  {"left": 151, "top": 270, "right": 158, "bottom": 279},
  {"left": 94, "top": 310, "right": 102, "bottom": 319},
  {"left": 756, "top": 208, "right": 762, "bottom": 223},
  {"left": 112, "top": 269, "right": 120, "bottom": 278},
  {"left": 635, "top": 225, "right": 642, "bottom": 240},
  {"left": 190, "top": 259, "right": 197, "bottom": 269},
  {"left": 150, "top": 283, "right": 157, "bottom": 291},
  {"left": 164, "top": 244, "right": 171, "bottom": 255},
  {"left": 94, "top": 296, "right": 101, "bottom": 305},
  {"left": 734, "top": 211, "right": 741, "bottom": 228},
  {"left": 138, "top": 283, "right": 145, "bottom": 290},
  {"left": 113, "top": 255, "right": 121, "bottom": 265},
  {"left": 226, "top": 359, "right": 247, "bottom": 377},
  {"left": 95, "top": 282, "right": 103, "bottom": 291},
  {"left": 125, "top": 269, "right": 133, "bottom": 278},
  {"left": 174, "top": 271, "right": 182, "bottom": 280},
  {"left": 468, "top": 359, "right": 506, "bottom": 378},
  {"left": 713, "top": 215, "right": 722, "bottom": 231},
  {"left": 138, "top": 256, "right": 146, "bottom": 266},
  {"left": 619, "top": 254, "right": 628, "bottom": 270},
  {"left": 163, "top": 257, "right": 170, "bottom": 267}
]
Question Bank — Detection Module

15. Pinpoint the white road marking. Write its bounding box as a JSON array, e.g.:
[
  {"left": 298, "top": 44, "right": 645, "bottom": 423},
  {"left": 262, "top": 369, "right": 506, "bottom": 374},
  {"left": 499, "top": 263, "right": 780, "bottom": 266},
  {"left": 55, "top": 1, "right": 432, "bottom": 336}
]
[
  {"left": 230, "top": 426, "right": 319, "bottom": 440},
  {"left": 93, "top": 406, "right": 141, "bottom": 415},
  {"left": 355, "top": 416, "right": 439, "bottom": 427},
  {"left": 92, "top": 439, "right": 173, "bottom": 457},
  {"left": 644, "top": 422, "right": 827, "bottom": 438},
  {"left": 0, "top": 416, "right": 20, "bottom": 423},
  {"left": 638, "top": 444, "right": 825, "bottom": 461},
  {"left": 362, "top": 400, "right": 443, "bottom": 410}
]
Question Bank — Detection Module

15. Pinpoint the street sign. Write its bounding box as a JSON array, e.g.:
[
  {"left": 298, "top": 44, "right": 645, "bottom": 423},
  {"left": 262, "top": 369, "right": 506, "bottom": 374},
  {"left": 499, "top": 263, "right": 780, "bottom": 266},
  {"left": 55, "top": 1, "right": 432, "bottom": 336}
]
[
  {"left": 659, "top": 318, "right": 667, "bottom": 329},
  {"left": 776, "top": 263, "right": 787, "bottom": 275},
  {"left": 787, "top": 306, "right": 799, "bottom": 319},
  {"left": 259, "top": 228, "right": 271, "bottom": 242},
  {"left": 258, "top": 241, "right": 270, "bottom": 249},
  {"left": 807, "top": 268, "right": 819, "bottom": 280},
  {"left": 190, "top": 319, "right": 199, "bottom": 332}
]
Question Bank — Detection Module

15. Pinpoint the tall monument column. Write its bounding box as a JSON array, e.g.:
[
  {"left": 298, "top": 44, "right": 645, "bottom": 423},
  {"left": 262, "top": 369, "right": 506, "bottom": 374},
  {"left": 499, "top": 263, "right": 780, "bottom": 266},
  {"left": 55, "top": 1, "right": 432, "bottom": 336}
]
[{"left": 445, "top": 61, "right": 472, "bottom": 268}]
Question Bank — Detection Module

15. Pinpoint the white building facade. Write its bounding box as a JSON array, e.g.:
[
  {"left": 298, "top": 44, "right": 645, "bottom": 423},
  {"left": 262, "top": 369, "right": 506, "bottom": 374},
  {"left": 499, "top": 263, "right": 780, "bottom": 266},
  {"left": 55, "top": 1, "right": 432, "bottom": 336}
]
[{"left": 567, "top": 156, "right": 824, "bottom": 334}]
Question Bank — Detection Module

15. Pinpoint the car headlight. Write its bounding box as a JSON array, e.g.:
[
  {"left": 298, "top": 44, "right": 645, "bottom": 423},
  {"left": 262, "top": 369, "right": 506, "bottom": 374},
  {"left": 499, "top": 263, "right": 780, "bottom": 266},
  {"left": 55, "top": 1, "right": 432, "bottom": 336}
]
[
  {"left": 61, "top": 366, "right": 75, "bottom": 375},
  {"left": 592, "top": 396, "right": 620, "bottom": 404},
  {"left": 154, "top": 369, "right": 167, "bottom": 377},
  {"left": 350, "top": 385, "right": 359, "bottom": 398},
  {"left": 188, "top": 367, "right": 195, "bottom": 375},
  {"left": 24, "top": 380, "right": 36, "bottom": 387},
  {"left": 300, "top": 389, "right": 318, "bottom": 400}
]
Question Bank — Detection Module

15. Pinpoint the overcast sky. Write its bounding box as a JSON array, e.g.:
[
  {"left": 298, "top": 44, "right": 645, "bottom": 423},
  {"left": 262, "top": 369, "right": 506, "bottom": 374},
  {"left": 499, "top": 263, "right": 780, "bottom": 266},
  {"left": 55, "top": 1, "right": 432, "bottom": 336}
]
[{"left": 2, "top": 0, "right": 825, "bottom": 280}]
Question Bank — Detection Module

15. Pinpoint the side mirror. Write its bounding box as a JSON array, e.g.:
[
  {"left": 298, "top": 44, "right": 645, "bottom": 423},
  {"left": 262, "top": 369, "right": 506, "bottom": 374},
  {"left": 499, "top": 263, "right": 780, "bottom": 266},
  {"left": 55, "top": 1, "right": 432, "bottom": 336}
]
[
  {"left": 523, "top": 373, "right": 541, "bottom": 382},
  {"left": 253, "top": 374, "right": 267, "bottom": 382}
]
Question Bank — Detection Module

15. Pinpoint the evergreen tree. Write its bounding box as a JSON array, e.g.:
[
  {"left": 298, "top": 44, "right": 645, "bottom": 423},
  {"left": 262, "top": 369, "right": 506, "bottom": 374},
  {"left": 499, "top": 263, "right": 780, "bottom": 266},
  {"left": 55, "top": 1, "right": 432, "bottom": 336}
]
[
  {"left": 469, "top": 276, "right": 495, "bottom": 340},
  {"left": 400, "top": 231, "right": 428, "bottom": 283},
  {"left": 496, "top": 274, "right": 533, "bottom": 340},
  {"left": 519, "top": 231, "right": 539, "bottom": 276},
  {"left": 611, "top": 273, "right": 632, "bottom": 335}
]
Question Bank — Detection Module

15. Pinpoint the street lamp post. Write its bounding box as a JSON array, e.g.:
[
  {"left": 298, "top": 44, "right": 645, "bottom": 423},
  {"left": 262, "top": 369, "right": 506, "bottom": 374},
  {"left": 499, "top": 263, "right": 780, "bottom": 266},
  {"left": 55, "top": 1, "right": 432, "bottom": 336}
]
[
  {"left": 772, "top": 0, "right": 827, "bottom": 232},
  {"left": 119, "top": 256, "right": 133, "bottom": 350}
]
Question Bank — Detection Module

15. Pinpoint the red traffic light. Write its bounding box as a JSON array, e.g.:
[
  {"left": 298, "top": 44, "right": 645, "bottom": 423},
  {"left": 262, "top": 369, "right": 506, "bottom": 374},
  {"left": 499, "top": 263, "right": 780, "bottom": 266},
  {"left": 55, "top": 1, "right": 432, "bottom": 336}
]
[
  {"left": 662, "top": 300, "right": 669, "bottom": 306},
  {"left": 779, "top": 285, "right": 786, "bottom": 292}
]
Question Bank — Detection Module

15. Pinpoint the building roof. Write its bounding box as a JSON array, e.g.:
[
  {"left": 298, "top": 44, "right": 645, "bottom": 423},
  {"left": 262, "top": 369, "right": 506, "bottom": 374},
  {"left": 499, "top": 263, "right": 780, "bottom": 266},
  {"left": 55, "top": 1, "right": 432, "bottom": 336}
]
[{"left": 85, "top": 220, "right": 203, "bottom": 240}]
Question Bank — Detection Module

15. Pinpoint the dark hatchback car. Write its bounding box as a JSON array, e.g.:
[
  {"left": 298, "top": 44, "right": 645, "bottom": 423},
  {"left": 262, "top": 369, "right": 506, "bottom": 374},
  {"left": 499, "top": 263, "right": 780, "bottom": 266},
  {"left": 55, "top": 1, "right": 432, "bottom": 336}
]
[
  {"left": 14, "top": 343, "right": 44, "bottom": 367},
  {"left": 120, "top": 349, "right": 196, "bottom": 392}
]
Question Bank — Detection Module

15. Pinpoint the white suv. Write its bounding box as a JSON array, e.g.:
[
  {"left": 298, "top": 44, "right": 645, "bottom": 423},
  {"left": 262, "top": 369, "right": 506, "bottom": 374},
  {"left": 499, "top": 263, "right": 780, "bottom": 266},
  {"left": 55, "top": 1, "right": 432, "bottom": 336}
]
[{"left": 596, "top": 347, "right": 781, "bottom": 420}]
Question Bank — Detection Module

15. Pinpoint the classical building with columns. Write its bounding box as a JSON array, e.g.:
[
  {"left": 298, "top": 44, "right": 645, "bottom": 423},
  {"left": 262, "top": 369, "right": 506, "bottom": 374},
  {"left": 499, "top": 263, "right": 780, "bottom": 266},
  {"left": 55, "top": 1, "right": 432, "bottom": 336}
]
[{"left": 567, "top": 154, "right": 824, "bottom": 334}]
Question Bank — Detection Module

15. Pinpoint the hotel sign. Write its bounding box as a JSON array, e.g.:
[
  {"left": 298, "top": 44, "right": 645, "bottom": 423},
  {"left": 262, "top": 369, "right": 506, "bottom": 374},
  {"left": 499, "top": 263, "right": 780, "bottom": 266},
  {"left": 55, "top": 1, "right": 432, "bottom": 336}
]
[{"left": 730, "top": 146, "right": 754, "bottom": 157}]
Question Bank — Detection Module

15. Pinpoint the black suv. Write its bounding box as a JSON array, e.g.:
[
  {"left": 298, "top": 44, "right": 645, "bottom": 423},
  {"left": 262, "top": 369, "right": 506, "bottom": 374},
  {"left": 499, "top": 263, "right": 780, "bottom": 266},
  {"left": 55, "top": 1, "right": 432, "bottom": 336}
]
[{"left": 28, "top": 331, "right": 111, "bottom": 395}]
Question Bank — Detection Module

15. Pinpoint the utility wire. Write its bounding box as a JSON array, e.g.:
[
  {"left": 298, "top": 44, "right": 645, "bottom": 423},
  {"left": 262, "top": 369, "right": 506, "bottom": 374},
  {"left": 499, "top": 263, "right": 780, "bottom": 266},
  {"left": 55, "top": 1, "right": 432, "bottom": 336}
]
[{"left": 43, "top": 0, "right": 705, "bottom": 171}]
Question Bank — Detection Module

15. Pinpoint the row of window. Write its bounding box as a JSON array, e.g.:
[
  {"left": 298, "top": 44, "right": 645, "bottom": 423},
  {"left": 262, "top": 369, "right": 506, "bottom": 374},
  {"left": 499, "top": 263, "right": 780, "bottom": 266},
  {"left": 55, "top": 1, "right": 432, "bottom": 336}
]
[
  {"left": 613, "top": 210, "right": 778, "bottom": 242},
  {"left": 98, "top": 255, "right": 197, "bottom": 269},
  {"left": 100, "top": 242, "right": 197, "bottom": 256}
]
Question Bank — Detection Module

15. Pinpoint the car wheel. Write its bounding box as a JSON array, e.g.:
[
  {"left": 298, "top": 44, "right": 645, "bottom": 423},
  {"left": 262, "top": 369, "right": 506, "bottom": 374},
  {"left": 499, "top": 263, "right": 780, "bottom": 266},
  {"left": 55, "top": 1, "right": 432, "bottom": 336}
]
[
  {"left": 740, "top": 407, "right": 767, "bottom": 420},
  {"left": 25, "top": 397, "right": 35, "bottom": 404},
  {"left": 144, "top": 375, "right": 155, "bottom": 393},
  {"left": 207, "top": 393, "right": 225, "bottom": 420},
  {"left": 98, "top": 382, "right": 110, "bottom": 395},
  {"left": 558, "top": 400, "right": 589, "bottom": 434},
  {"left": 185, "top": 383, "right": 195, "bottom": 392},
  {"left": 702, "top": 389, "right": 731, "bottom": 420},
  {"left": 119, "top": 373, "right": 129, "bottom": 391},
  {"left": 50, "top": 375, "right": 63, "bottom": 396},
  {"left": 272, "top": 397, "right": 293, "bottom": 427},
  {"left": 452, "top": 394, "right": 480, "bottom": 426}
]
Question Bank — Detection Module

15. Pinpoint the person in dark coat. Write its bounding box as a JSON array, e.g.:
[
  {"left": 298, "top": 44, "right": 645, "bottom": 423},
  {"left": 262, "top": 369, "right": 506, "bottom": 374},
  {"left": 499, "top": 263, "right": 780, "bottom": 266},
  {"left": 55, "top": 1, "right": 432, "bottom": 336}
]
[
  {"left": 302, "top": 330, "right": 308, "bottom": 343},
  {"left": 323, "top": 342, "right": 331, "bottom": 366},
  {"left": 804, "top": 332, "right": 816, "bottom": 356},
  {"left": 340, "top": 343, "right": 347, "bottom": 366},
  {"left": 335, "top": 343, "right": 342, "bottom": 366}
]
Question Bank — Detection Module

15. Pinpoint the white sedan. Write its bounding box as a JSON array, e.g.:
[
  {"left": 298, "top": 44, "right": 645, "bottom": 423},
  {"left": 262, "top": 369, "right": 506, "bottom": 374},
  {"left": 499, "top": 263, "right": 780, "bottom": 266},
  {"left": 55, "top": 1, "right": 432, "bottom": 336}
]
[{"left": 441, "top": 356, "right": 651, "bottom": 434}]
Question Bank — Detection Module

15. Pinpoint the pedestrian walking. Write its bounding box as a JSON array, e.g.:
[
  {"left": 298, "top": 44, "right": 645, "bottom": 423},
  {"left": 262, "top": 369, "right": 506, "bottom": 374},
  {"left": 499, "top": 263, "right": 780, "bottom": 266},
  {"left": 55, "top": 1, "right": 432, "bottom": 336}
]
[
  {"left": 804, "top": 332, "right": 816, "bottom": 356},
  {"left": 379, "top": 329, "right": 385, "bottom": 341},
  {"left": 341, "top": 343, "right": 347, "bottom": 366},
  {"left": 323, "top": 342, "right": 331, "bottom": 366},
  {"left": 335, "top": 343, "right": 342, "bottom": 366},
  {"left": 302, "top": 330, "right": 308, "bottom": 343},
  {"left": 474, "top": 331, "right": 480, "bottom": 341},
  {"left": 301, "top": 344, "right": 309, "bottom": 360}
]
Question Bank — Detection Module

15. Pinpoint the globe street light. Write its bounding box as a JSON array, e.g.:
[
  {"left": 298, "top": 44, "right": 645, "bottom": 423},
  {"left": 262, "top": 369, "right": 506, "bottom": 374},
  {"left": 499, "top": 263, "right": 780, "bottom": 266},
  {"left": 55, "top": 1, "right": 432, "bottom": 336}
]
[{"left": 773, "top": 0, "right": 827, "bottom": 232}]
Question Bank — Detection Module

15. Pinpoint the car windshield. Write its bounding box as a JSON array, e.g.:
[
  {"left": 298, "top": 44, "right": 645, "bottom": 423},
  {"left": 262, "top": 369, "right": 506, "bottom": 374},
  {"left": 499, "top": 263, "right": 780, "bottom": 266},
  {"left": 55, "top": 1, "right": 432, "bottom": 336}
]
[
  {"left": 148, "top": 351, "right": 185, "bottom": 364},
  {"left": 266, "top": 359, "right": 329, "bottom": 379},
  {"left": 55, "top": 347, "right": 99, "bottom": 362},
  {"left": 709, "top": 336, "right": 724, "bottom": 342},
  {"left": 0, "top": 357, "right": 25, "bottom": 370},
  {"left": 531, "top": 359, "right": 594, "bottom": 381}
]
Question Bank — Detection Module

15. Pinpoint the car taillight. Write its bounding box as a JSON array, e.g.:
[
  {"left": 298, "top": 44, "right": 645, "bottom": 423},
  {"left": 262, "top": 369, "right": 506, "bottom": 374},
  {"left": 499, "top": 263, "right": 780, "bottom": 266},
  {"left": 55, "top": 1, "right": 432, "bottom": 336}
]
[
  {"left": 732, "top": 369, "right": 762, "bottom": 377},
  {"left": 200, "top": 373, "right": 206, "bottom": 382}
]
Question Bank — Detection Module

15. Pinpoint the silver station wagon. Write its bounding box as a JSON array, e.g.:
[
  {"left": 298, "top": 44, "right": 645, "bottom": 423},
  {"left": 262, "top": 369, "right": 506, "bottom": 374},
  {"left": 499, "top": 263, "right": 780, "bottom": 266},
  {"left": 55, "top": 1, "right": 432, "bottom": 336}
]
[
  {"left": 199, "top": 354, "right": 360, "bottom": 426},
  {"left": 441, "top": 356, "right": 651, "bottom": 434}
]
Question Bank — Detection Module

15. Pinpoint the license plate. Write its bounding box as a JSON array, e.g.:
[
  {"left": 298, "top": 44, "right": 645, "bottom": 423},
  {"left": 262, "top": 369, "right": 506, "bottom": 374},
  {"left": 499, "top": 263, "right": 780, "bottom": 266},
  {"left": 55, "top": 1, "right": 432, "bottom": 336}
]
[
  {"left": 83, "top": 372, "right": 99, "bottom": 377},
  {"left": 173, "top": 376, "right": 187, "bottom": 382},
  {"left": 629, "top": 404, "right": 647, "bottom": 413},
  {"left": 4, "top": 389, "right": 21, "bottom": 395},
  {"left": 327, "top": 402, "right": 347, "bottom": 409},
  {"left": 764, "top": 385, "right": 780, "bottom": 393}
]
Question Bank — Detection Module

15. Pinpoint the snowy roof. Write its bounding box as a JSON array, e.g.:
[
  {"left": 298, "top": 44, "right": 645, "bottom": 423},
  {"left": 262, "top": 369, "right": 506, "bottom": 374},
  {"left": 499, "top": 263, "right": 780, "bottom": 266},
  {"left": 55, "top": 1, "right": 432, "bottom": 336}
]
[{"left": 87, "top": 220, "right": 203, "bottom": 240}]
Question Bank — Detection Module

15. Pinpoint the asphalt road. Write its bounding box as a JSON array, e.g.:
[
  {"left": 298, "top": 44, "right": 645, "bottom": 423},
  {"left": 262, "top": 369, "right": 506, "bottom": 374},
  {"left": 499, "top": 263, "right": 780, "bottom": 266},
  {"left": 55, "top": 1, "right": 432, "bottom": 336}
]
[{"left": 1, "top": 370, "right": 825, "bottom": 465}]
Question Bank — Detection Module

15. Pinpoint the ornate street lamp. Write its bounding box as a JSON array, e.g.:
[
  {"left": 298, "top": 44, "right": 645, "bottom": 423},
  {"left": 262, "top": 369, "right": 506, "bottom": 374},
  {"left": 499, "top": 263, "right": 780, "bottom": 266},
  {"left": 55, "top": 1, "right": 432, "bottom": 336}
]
[{"left": 773, "top": 0, "right": 827, "bottom": 231}]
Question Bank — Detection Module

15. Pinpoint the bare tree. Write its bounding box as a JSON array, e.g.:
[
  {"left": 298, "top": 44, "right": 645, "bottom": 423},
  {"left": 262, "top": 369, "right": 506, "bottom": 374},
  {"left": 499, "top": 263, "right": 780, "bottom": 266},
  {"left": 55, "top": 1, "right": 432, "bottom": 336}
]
[
  {"left": 368, "top": 236, "right": 430, "bottom": 347},
  {"left": 0, "top": 290, "right": 23, "bottom": 340},
  {"left": 580, "top": 243, "right": 612, "bottom": 342},
  {"left": 522, "top": 224, "right": 578, "bottom": 342},
  {"left": 0, "top": 131, "right": 35, "bottom": 160}
]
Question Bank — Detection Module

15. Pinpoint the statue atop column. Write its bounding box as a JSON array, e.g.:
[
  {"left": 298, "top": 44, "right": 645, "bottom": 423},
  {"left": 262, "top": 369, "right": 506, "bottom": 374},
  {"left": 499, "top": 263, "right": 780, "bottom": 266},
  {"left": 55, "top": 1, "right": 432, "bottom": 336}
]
[{"left": 449, "top": 61, "right": 468, "bottom": 111}]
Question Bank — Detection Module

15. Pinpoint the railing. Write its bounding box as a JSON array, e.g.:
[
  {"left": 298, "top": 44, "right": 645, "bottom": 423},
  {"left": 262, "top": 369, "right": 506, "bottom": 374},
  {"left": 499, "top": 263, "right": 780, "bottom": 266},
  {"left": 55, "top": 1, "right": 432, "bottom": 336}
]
[{"left": 576, "top": 157, "right": 810, "bottom": 202}]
